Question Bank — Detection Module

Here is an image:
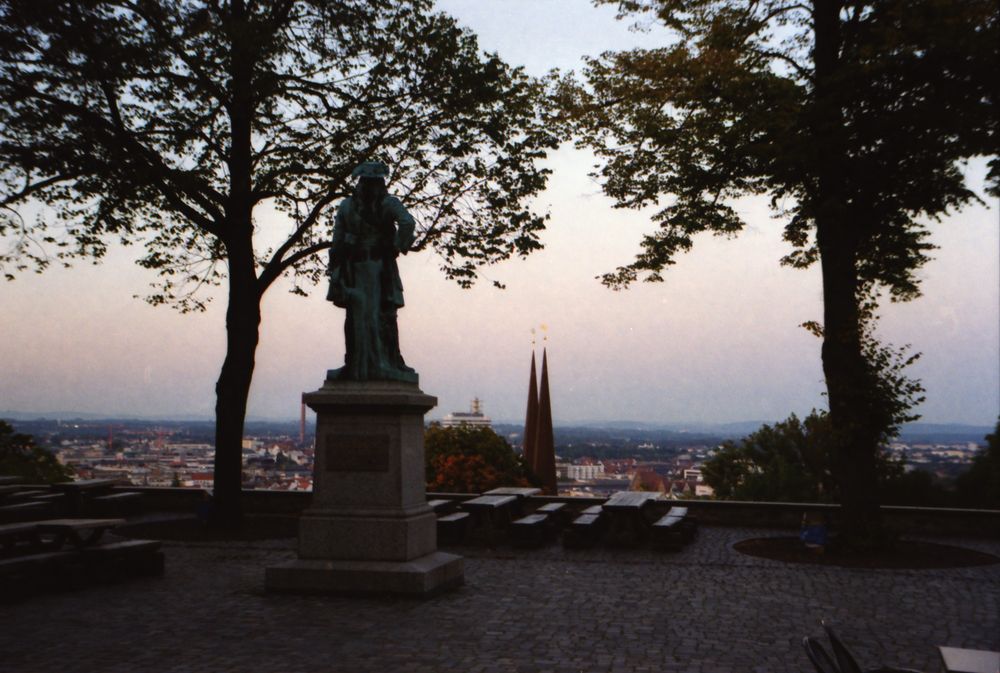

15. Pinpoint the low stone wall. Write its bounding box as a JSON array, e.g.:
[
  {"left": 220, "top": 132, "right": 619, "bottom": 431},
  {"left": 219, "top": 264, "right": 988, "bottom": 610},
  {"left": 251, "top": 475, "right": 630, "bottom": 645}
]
[
  {"left": 126, "top": 486, "right": 311, "bottom": 515},
  {"left": 122, "top": 486, "right": 1000, "bottom": 538}
]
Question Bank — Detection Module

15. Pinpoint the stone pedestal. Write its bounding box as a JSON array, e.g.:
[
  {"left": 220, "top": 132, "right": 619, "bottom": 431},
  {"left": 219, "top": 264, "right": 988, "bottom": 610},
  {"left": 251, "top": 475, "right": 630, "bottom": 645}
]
[{"left": 266, "top": 380, "right": 463, "bottom": 596}]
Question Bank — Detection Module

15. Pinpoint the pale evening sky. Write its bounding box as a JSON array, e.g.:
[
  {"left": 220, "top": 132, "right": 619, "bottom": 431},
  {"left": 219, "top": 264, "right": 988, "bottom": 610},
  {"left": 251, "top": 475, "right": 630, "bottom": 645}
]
[{"left": 1, "top": 1, "right": 997, "bottom": 426}]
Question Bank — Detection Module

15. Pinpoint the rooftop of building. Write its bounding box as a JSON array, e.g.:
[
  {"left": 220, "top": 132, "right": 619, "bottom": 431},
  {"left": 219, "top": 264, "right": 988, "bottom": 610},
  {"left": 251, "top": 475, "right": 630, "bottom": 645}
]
[{"left": 3, "top": 515, "right": 998, "bottom": 673}]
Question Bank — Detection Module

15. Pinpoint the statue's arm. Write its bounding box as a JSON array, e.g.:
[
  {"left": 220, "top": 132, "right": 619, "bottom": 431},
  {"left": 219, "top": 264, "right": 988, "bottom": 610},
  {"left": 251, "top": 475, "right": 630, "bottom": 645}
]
[
  {"left": 330, "top": 200, "right": 349, "bottom": 270},
  {"left": 386, "top": 196, "right": 416, "bottom": 253}
]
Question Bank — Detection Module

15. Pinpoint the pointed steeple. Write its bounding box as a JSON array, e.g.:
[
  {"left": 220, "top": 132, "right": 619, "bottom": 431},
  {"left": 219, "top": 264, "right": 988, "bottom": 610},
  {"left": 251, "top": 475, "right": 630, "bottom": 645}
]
[
  {"left": 534, "top": 348, "right": 557, "bottom": 495},
  {"left": 523, "top": 352, "right": 539, "bottom": 473}
]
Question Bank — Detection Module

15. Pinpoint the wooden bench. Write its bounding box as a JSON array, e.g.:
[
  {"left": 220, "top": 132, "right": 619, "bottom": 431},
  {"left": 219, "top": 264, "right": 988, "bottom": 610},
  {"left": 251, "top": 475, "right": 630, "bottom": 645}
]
[
  {"left": 534, "top": 502, "right": 568, "bottom": 527},
  {"left": 651, "top": 512, "right": 686, "bottom": 551},
  {"left": 0, "top": 521, "right": 44, "bottom": 556},
  {"left": 650, "top": 506, "right": 697, "bottom": 550},
  {"left": 436, "top": 512, "right": 470, "bottom": 545},
  {"left": 28, "top": 493, "right": 65, "bottom": 502},
  {"left": 0, "top": 484, "right": 28, "bottom": 498},
  {"left": 87, "top": 491, "right": 143, "bottom": 517},
  {"left": 671, "top": 506, "right": 698, "bottom": 542},
  {"left": 27, "top": 492, "right": 69, "bottom": 516},
  {"left": 0, "top": 501, "right": 51, "bottom": 524},
  {"left": 562, "top": 512, "right": 607, "bottom": 549},
  {"left": 0, "top": 549, "right": 85, "bottom": 599},
  {"left": 82, "top": 539, "right": 164, "bottom": 580},
  {"left": 509, "top": 513, "right": 550, "bottom": 548},
  {"left": 2, "top": 489, "right": 48, "bottom": 503},
  {"left": 0, "top": 549, "right": 79, "bottom": 576},
  {"left": 426, "top": 499, "right": 455, "bottom": 515}
]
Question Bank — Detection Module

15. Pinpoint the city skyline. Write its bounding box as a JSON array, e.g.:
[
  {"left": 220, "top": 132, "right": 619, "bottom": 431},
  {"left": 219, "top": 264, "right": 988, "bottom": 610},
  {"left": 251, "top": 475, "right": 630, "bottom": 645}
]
[{"left": 1, "top": 1, "right": 997, "bottom": 427}]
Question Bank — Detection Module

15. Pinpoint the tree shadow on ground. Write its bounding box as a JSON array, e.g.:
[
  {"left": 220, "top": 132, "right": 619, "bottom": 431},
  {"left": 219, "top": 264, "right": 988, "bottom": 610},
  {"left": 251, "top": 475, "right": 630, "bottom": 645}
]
[
  {"left": 734, "top": 536, "right": 999, "bottom": 569},
  {"left": 120, "top": 515, "right": 297, "bottom": 542}
]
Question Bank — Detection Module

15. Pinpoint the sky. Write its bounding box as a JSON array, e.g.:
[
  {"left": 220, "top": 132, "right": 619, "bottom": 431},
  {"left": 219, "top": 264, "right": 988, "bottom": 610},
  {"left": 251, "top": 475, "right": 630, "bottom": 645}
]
[{"left": 1, "top": 1, "right": 997, "bottom": 426}]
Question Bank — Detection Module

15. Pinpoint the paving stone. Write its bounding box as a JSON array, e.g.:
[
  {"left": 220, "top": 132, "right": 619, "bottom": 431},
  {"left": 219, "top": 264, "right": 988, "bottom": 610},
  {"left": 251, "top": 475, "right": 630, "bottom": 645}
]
[{"left": 0, "top": 527, "right": 997, "bottom": 672}]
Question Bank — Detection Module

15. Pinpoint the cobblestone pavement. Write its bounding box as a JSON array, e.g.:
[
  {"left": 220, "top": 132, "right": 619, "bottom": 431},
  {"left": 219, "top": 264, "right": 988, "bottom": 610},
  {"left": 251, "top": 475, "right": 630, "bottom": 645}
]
[{"left": 2, "top": 528, "right": 998, "bottom": 673}]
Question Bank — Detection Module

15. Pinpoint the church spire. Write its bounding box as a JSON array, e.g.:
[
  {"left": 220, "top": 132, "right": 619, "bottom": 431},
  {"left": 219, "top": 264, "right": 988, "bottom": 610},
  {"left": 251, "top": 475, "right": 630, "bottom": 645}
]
[
  {"left": 523, "top": 351, "right": 539, "bottom": 473},
  {"left": 534, "top": 348, "right": 557, "bottom": 495}
]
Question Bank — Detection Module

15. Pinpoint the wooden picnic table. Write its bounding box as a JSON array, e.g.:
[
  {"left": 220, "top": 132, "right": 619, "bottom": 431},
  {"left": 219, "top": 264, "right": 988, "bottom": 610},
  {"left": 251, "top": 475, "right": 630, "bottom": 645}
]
[
  {"left": 36, "top": 518, "right": 126, "bottom": 549},
  {"left": 0, "top": 500, "right": 51, "bottom": 523},
  {"left": 461, "top": 495, "right": 519, "bottom": 543},
  {"left": 482, "top": 488, "right": 540, "bottom": 517},
  {"left": 0, "top": 518, "right": 162, "bottom": 594},
  {"left": 461, "top": 494, "right": 518, "bottom": 512},
  {"left": 602, "top": 491, "right": 663, "bottom": 510},
  {"left": 2, "top": 517, "right": 125, "bottom": 554},
  {"left": 601, "top": 491, "right": 663, "bottom": 546},
  {"left": 939, "top": 646, "right": 1000, "bottom": 673},
  {"left": 50, "top": 479, "right": 120, "bottom": 515},
  {"left": 483, "top": 487, "right": 542, "bottom": 498},
  {"left": 0, "top": 521, "right": 45, "bottom": 552},
  {"left": 51, "top": 479, "right": 119, "bottom": 493}
]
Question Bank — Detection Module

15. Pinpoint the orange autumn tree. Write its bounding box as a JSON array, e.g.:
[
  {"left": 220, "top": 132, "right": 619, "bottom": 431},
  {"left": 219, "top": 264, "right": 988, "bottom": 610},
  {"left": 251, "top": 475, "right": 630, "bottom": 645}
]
[{"left": 425, "top": 424, "right": 534, "bottom": 493}]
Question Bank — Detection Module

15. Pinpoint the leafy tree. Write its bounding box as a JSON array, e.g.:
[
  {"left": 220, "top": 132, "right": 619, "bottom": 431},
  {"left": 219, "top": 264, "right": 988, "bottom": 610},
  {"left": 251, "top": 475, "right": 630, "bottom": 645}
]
[
  {"left": 703, "top": 409, "right": 904, "bottom": 503},
  {"left": 559, "top": 0, "right": 997, "bottom": 544},
  {"left": 880, "top": 468, "right": 950, "bottom": 508},
  {"left": 703, "top": 410, "right": 837, "bottom": 502},
  {"left": 0, "top": 0, "right": 556, "bottom": 524},
  {"left": 954, "top": 418, "right": 1000, "bottom": 509},
  {"left": 0, "top": 420, "right": 73, "bottom": 483},
  {"left": 425, "top": 424, "right": 534, "bottom": 493}
]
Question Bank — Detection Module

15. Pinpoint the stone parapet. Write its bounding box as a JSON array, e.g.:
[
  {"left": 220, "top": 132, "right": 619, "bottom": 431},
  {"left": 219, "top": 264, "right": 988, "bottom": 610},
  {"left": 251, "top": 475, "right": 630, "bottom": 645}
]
[{"left": 122, "top": 487, "right": 1000, "bottom": 538}]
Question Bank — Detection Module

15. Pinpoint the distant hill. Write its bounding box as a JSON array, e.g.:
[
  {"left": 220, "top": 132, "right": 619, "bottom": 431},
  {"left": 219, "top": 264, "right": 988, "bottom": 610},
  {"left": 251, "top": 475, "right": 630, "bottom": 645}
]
[
  {"left": 0, "top": 410, "right": 214, "bottom": 422},
  {"left": 568, "top": 420, "right": 771, "bottom": 437},
  {"left": 4, "top": 411, "right": 991, "bottom": 445},
  {"left": 897, "top": 423, "right": 993, "bottom": 444},
  {"left": 562, "top": 420, "right": 994, "bottom": 445}
]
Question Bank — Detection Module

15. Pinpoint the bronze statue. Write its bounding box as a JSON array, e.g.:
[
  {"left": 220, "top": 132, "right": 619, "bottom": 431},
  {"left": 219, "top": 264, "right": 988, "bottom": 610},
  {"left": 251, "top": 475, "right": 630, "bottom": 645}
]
[{"left": 326, "top": 161, "right": 418, "bottom": 382}]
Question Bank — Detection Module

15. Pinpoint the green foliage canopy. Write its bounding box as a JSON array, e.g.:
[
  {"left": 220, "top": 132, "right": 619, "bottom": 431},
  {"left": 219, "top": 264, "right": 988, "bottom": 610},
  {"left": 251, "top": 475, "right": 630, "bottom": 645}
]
[
  {"left": 702, "top": 410, "right": 902, "bottom": 502},
  {"left": 425, "top": 424, "right": 534, "bottom": 493},
  {"left": 954, "top": 418, "right": 1000, "bottom": 509},
  {"left": 0, "top": 0, "right": 556, "bottom": 300},
  {"left": 0, "top": 420, "right": 73, "bottom": 484},
  {"left": 560, "top": 0, "right": 997, "bottom": 294}
]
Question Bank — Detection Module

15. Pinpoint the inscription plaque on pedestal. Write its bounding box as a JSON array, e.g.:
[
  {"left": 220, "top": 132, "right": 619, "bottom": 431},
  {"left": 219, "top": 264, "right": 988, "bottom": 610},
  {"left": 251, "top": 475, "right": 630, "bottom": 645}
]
[{"left": 325, "top": 434, "right": 390, "bottom": 472}]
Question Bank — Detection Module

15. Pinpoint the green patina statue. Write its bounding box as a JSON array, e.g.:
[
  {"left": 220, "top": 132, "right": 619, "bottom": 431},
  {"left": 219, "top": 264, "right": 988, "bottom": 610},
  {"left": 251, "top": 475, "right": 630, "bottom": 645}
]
[{"left": 326, "top": 161, "right": 418, "bottom": 383}]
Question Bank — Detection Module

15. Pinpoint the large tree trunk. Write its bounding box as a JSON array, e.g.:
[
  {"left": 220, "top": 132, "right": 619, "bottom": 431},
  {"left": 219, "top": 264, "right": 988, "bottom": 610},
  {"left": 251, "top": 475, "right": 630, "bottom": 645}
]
[
  {"left": 816, "top": 223, "right": 884, "bottom": 544},
  {"left": 813, "top": 0, "right": 884, "bottom": 546},
  {"left": 211, "top": 0, "right": 256, "bottom": 527},
  {"left": 212, "top": 246, "right": 261, "bottom": 527}
]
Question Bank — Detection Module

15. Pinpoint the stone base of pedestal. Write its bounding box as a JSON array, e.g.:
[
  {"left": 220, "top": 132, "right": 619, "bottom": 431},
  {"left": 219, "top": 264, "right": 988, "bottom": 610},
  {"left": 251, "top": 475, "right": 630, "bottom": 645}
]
[
  {"left": 265, "top": 551, "right": 464, "bottom": 597},
  {"left": 264, "top": 378, "right": 463, "bottom": 597},
  {"left": 297, "top": 507, "right": 437, "bottom": 561}
]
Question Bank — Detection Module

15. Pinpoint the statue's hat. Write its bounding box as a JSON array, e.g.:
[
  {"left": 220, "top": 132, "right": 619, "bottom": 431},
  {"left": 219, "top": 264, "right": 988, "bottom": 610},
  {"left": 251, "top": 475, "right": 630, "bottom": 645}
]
[{"left": 352, "top": 161, "right": 390, "bottom": 179}]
